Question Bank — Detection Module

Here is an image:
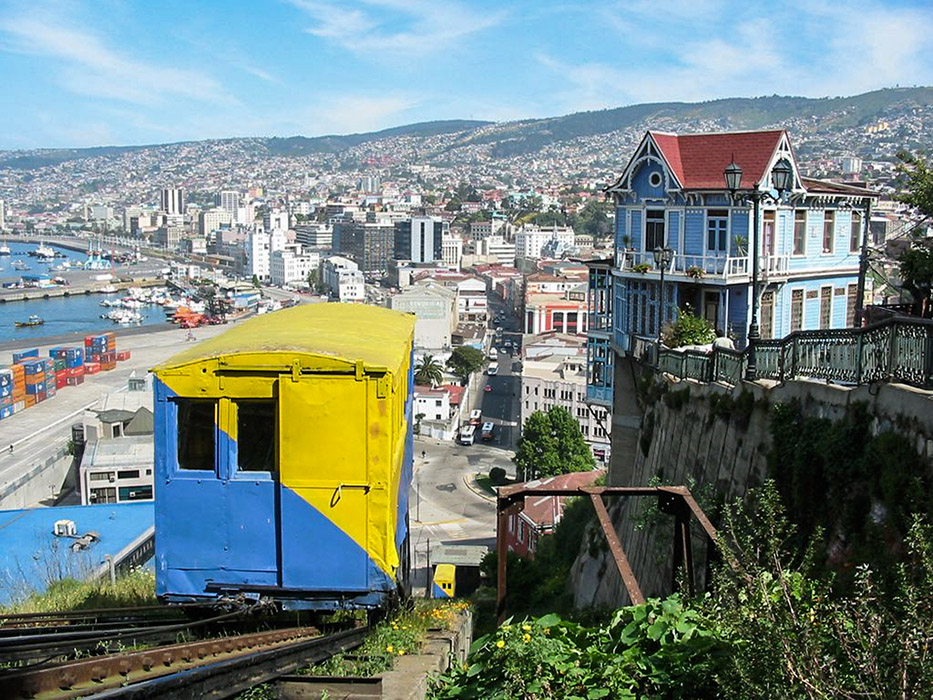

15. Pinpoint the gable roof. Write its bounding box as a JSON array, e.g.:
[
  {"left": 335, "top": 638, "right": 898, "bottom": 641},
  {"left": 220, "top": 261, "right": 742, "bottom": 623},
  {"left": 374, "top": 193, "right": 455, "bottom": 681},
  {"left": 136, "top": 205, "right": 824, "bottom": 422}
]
[{"left": 650, "top": 130, "right": 786, "bottom": 190}]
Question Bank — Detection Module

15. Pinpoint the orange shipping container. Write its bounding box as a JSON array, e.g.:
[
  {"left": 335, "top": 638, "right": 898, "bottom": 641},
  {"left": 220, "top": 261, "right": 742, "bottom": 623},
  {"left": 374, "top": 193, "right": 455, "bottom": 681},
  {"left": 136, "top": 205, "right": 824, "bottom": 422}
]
[{"left": 24, "top": 395, "right": 36, "bottom": 408}]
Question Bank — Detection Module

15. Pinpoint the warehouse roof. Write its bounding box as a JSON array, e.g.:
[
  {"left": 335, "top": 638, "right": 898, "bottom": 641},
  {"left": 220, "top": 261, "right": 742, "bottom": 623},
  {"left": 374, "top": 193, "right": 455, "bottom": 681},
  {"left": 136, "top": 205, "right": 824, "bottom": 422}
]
[{"left": 0, "top": 502, "right": 153, "bottom": 606}]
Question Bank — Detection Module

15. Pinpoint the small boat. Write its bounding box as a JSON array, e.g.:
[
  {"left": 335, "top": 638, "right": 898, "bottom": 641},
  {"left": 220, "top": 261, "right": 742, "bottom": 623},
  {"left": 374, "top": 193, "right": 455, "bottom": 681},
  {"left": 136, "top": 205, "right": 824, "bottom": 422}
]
[
  {"left": 0, "top": 243, "right": 10, "bottom": 256},
  {"left": 14, "top": 315, "right": 44, "bottom": 328},
  {"left": 11, "top": 260, "right": 27, "bottom": 270}
]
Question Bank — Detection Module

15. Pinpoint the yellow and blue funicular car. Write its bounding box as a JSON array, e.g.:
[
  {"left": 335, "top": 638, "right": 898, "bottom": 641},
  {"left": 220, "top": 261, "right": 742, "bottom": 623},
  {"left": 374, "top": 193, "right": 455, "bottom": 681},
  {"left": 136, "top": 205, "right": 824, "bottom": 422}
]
[{"left": 152, "top": 304, "right": 415, "bottom": 611}]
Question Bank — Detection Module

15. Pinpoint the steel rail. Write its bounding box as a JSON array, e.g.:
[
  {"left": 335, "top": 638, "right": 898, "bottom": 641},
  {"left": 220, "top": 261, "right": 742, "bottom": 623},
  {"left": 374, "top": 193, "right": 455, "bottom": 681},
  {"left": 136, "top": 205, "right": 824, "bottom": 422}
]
[
  {"left": 0, "top": 625, "right": 365, "bottom": 699},
  {"left": 0, "top": 609, "right": 246, "bottom": 658}
]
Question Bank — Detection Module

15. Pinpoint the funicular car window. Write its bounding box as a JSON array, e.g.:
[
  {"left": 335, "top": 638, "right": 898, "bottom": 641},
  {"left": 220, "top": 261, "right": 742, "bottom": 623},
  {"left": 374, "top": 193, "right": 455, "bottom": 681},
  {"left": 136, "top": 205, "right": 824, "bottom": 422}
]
[
  {"left": 177, "top": 399, "right": 215, "bottom": 471},
  {"left": 236, "top": 400, "right": 276, "bottom": 473}
]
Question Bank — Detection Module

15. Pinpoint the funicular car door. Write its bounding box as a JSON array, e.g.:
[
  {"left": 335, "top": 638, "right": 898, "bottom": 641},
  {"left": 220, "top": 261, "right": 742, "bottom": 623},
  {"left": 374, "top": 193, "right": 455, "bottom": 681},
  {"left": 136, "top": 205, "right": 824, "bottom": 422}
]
[
  {"left": 278, "top": 369, "right": 373, "bottom": 591},
  {"left": 158, "top": 389, "right": 280, "bottom": 595}
]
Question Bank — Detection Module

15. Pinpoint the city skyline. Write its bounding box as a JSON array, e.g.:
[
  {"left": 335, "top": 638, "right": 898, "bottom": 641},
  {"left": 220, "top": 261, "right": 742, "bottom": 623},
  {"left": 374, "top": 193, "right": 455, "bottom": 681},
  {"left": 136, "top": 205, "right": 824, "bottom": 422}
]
[{"left": 0, "top": 0, "right": 931, "bottom": 150}]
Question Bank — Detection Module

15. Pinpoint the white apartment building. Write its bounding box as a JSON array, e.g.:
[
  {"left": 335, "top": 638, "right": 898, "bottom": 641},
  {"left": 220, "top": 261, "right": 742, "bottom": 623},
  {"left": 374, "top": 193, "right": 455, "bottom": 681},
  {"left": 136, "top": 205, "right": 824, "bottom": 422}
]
[
  {"left": 264, "top": 209, "right": 290, "bottom": 232},
  {"left": 248, "top": 230, "right": 271, "bottom": 281},
  {"left": 520, "top": 333, "right": 611, "bottom": 463},
  {"left": 270, "top": 245, "right": 320, "bottom": 287},
  {"left": 0, "top": 199, "right": 5, "bottom": 231},
  {"left": 478, "top": 235, "right": 515, "bottom": 264},
  {"left": 442, "top": 232, "right": 463, "bottom": 270},
  {"left": 514, "top": 224, "right": 576, "bottom": 259},
  {"left": 160, "top": 187, "right": 185, "bottom": 216},
  {"left": 295, "top": 223, "right": 333, "bottom": 248},
  {"left": 219, "top": 190, "right": 240, "bottom": 218},
  {"left": 322, "top": 256, "right": 365, "bottom": 303},
  {"left": 199, "top": 208, "right": 233, "bottom": 237}
]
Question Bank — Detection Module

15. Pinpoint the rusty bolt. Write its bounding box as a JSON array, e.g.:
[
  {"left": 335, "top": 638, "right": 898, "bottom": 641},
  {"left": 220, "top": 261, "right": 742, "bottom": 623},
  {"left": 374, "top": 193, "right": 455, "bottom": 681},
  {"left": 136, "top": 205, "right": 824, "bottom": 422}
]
[
  {"left": 90, "top": 665, "right": 107, "bottom": 682},
  {"left": 161, "top": 653, "right": 174, "bottom": 667},
  {"left": 141, "top": 656, "right": 154, "bottom": 672},
  {"left": 20, "top": 677, "right": 41, "bottom": 698},
  {"left": 118, "top": 660, "right": 132, "bottom": 676},
  {"left": 58, "top": 671, "right": 77, "bottom": 689}
]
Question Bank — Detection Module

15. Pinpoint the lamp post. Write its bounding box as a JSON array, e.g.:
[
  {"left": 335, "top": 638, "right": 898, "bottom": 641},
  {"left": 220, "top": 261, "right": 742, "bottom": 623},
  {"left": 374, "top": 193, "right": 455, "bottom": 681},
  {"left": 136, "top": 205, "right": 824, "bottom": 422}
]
[
  {"left": 652, "top": 246, "right": 674, "bottom": 362},
  {"left": 854, "top": 196, "right": 872, "bottom": 327},
  {"left": 725, "top": 159, "right": 792, "bottom": 381}
]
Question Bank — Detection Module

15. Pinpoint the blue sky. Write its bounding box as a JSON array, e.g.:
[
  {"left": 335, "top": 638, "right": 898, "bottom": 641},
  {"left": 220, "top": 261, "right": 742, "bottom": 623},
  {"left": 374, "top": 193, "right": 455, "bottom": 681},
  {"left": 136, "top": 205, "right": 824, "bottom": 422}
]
[{"left": 0, "top": 0, "right": 931, "bottom": 149}]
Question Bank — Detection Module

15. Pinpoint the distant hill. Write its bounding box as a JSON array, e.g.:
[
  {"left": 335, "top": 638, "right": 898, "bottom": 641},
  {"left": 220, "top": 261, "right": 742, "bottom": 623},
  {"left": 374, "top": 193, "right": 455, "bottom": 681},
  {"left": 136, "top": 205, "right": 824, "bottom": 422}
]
[
  {"left": 263, "top": 120, "right": 492, "bottom": 156},
  {"left": 2, "top": 87, "right": 931, "bottom": 170}
]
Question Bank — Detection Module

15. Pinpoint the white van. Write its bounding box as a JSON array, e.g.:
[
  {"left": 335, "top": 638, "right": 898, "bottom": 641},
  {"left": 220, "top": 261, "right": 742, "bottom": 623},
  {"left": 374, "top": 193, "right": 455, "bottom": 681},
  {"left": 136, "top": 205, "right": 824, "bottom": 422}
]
[
  {"left": 487, "top": 348, "right": 497, "bottom": 360},
  {"left": 458, "top": 424, "right": 476, "bottom": 445},
  {"left": 486, "top": 362, "right": 498, "bottom": 376}
]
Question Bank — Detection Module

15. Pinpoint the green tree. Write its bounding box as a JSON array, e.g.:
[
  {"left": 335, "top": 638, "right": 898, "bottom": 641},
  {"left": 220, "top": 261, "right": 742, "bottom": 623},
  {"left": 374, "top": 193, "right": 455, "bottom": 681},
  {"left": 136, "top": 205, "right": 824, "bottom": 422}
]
[
  {"left": 307, "top": 269, "right": 319, "bottom": 292},
  {"left": 446, "top": 346, "right": 485, "bottom": 383},
  {"left": 513, "top": 406, "right": 595, "bottom": 481},
  {"left": 896, "top": 151, "right": 933, "bottom": 317},
  {"left": 414, "top": 354, "right": 444, "bottom": 387},
  {"left": 251, "top": 274, "right": 261, "bottom": 288}
]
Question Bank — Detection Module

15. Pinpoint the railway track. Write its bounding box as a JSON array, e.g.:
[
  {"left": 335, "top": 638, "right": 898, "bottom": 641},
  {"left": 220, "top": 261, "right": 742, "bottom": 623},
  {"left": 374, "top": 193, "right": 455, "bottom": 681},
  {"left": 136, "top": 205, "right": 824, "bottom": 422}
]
[
  {"left": 0, "top": 624, "right": 367, "bottom": 699},
  {"left": 0, "top": 608, "right": 246, "bottom": 663}
]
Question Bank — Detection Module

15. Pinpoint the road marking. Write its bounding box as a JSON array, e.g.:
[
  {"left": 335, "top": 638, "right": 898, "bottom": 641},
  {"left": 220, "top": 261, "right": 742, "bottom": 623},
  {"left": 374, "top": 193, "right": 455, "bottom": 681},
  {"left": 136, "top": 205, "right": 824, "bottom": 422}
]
[{"left": 416, "top": 518, "right": 467, "bottom": 526}]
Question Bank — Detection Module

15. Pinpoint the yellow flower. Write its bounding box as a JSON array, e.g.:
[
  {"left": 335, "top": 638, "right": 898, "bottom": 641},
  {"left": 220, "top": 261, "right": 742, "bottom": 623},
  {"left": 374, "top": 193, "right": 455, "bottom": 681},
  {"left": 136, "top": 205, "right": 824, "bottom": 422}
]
[
  {"left": 523, "top": 634, "right": 531, "bottom": 642},
  {"left": 544, "top": 628, "right": 551, "bottom": 635},
  {"left": 502, "top": 625, "right": 510, "bottom": 631},
  {"left": 398, "top": 649, "right": 406, "bottom": 656},
  {"left": 495, "top": 640, "right": 505, "bottom": 648},
  {"left": 386, "top": 645, "right": 394, "bottom": 652},
  {"left": 522, "top": 624, "right": 532, "bottom": 632}
]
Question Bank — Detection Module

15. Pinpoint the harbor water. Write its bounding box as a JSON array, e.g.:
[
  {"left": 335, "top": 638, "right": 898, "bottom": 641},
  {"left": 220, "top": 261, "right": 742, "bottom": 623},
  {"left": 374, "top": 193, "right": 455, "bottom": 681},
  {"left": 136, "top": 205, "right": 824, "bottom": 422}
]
[{"left": 0, "top": 242, "right": 168, "bottom": 346}]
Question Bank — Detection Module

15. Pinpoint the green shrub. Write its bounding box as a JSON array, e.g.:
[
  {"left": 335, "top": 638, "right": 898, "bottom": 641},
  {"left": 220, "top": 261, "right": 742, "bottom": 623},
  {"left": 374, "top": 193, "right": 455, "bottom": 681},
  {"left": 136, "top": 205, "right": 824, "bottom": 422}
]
[
  {"left": 488, "top": 467, "right": 507, "bottom": 486},
  {"left": 664, "top": 305, "right": 715, "bottom": 348}
]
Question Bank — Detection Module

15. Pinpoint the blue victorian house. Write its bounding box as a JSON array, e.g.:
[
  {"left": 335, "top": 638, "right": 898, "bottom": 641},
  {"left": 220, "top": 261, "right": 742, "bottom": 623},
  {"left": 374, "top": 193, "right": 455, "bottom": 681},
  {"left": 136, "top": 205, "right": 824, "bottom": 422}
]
[{"left": 586, "top": 129, "right": 876, "bottom": 406}]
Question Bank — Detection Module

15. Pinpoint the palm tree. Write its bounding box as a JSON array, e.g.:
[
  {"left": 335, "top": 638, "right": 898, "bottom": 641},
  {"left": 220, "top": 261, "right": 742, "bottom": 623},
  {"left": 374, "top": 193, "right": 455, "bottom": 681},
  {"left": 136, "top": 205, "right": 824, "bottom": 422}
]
[{"left": 414, "top": 354, "right": 444, "bottom": 387}]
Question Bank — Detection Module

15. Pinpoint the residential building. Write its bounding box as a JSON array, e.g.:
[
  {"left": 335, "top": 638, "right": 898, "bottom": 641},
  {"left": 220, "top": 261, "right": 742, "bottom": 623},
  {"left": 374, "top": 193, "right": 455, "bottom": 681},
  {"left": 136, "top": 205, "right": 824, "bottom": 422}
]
[
  {"left": 295, "top": 223, "right": 333, "bottom": 248},
  {"left": 442, "top": 231, "right": 463, "bottom": 270},
  {"left": 413, "top": 271, "right": 489, "bottom": 322},
  {"left": 389, "top": 284, "right": 457, "bottom": 349},
  {"left": 394, "top": 216, "right": 447, "bottom": 263},
  {"left": 153, "top": 223, "right": 185, "bottom": 250},
  {"left": 248, "top": 229, "right": 271, "bottom": 281},
  {"left": 270, "top": 245, "right": 320, "bottom": 287},
  {"left": 0, "top": 199, "right": 5, "bottom": 231},
  {"left": 413, "top": 383, "right": 463, "bottom": 441},
  {"left": 79, "top": 377, "right": 154, "bottom": 505},
  {"left": 586, "top": 129, "right": 877, "bottom": 407},
  {"left": 524, "top": 287, "right": 588, "bottom": 335},
  {"left": 477, "top": 235, "right": 515, "bottom": 264},
  {"left": 515, "top": 224, "right": 576, "bottom": 259},
  {"left": 333, "top": 220, "right": 395, "bottom": 274},
  {"left": 521, "top": 333, "right": 611, "bottom": 462},
  {"left": 264, "top": 209, "right": 290, "bottom": 232},
  {"left": 219, "top": 190, "right": 240, "bottom": 217},
  {"left": 505, "top": 470, "right": 605, "bottom": 557},
  {"left": 160, "top": 187, "right": 184, "bottom": 216},
  {"left": 322, "top": 256, "right": 365, "bottom": 302},
  {"left": 199, "top": 208, "right": 233, "bottom": 237}
]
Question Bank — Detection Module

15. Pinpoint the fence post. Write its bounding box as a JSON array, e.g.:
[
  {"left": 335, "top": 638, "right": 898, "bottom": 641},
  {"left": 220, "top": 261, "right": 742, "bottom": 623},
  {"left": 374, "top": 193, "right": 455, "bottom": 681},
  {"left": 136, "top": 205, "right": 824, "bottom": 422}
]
[
  {"left": 856, "top": 328, "right": 864, "bottom": 386},
  {"left": 886, "top": 320, "right": 897, "bottom": 383}
]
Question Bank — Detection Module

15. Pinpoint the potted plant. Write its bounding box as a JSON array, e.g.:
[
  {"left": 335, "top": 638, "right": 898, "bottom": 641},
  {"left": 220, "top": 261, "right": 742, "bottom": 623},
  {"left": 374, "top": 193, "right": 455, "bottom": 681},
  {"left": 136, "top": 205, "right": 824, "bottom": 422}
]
[
  {"left": 686, "top": 265, "right": 705, "bottom": 280},
  {"left": 734, "top": 235, "right": 748, "bottom": 256},
  {"left": 633, "top": 262, "right": 651, "bottom": 274}
]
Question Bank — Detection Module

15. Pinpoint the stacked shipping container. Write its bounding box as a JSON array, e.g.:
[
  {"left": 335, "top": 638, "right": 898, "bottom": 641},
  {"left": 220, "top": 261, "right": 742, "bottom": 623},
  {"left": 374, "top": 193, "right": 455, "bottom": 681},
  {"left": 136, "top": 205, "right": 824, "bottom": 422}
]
[{"left": 0, "top": 334, "right": 129, "bottom": 420}]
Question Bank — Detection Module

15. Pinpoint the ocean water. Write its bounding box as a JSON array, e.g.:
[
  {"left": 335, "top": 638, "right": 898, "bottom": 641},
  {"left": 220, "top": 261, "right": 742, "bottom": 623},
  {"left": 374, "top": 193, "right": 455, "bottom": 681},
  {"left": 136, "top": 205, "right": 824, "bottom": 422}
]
[{"left": 0, "top": 242, "right": 168, "bottom": 347}]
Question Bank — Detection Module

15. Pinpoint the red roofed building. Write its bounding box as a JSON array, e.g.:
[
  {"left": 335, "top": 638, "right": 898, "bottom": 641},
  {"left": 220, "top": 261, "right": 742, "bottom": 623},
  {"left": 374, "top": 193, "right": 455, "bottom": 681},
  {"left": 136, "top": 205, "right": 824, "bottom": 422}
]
[{"left": 505, "top": 469, "right": 605, "bottom": 558}]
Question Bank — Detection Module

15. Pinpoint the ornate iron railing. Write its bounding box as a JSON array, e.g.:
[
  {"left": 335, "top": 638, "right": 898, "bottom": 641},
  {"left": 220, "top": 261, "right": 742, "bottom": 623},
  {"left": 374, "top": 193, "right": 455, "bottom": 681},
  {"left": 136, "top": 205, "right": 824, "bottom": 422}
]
[{"left": 648, "top": 318, "right": 933, "bottom": 390}]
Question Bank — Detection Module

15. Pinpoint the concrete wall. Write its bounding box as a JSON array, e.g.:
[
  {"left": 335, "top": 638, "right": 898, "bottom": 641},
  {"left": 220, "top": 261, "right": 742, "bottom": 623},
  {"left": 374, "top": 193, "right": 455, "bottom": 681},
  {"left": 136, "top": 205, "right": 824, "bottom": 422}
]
[
  {"left": 0, "top": 446, "right": 74, "bottom": 510},
  {"left": 572, "top": 373, "right": 933, "bottom": 609}
]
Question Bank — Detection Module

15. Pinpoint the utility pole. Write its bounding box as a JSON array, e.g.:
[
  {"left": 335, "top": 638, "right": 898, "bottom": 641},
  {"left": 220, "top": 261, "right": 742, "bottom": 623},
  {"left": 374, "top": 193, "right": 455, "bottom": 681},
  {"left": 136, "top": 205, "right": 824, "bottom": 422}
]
[{"left": 854, "top": 197, "right": 873, "bottom": 327}]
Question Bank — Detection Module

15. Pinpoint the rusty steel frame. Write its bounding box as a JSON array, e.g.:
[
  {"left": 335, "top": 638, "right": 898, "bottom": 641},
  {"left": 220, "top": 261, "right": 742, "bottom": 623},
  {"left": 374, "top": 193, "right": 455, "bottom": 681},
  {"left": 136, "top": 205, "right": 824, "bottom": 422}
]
[{"left": 496, "top": 484, "right": 718, "bottom": 622}]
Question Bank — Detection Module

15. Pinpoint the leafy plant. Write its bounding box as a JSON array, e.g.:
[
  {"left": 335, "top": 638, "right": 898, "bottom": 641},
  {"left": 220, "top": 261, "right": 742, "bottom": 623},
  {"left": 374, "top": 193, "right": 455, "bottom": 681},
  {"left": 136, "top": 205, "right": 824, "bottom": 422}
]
[
  {"left": 414, "top": 354, "right": 445, "bottom": 387},
  {"left": 686, "top": 265, "right": 705, "bottom": 280},
  {"left": 663, "top": 305, "right": 715, "bottom": 347},
  {"left": 446, "top": 346, "right": 485, "bottom": 383},
  {"left": 632, "top": 262, "right": 651, "bottom": 274},
  {"left": 488, "top": 466, "right": 507, "bottom": 486},
  {"left": 513, "top": 406, "right": 595, "bottom": 481}
]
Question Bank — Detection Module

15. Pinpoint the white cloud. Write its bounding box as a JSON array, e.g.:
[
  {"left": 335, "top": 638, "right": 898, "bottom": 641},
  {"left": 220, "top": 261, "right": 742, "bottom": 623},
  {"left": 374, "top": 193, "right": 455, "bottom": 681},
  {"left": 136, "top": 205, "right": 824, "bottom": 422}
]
[
  {"left": 0, "top": 14, "right": 237, "bottom": 107},
  {"left": 287, "top": 0, "right": 506, "bottom": 57},
  {"left": 297, "top": 94, "right": 420, "bottom": 135}
]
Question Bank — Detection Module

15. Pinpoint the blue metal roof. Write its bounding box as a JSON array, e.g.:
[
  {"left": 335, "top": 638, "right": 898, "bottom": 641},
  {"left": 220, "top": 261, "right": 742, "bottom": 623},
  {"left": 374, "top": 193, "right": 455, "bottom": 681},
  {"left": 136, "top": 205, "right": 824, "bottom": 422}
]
[{"left": 0, "top": 503, "right": 153, "bottom": 606}]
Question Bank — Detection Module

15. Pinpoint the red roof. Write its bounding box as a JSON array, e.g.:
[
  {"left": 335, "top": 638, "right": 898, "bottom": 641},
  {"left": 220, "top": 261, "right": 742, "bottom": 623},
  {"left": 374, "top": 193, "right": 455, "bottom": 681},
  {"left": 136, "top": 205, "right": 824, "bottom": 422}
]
[
  {"left": 442, "top": 384, "right": 464, "bottom": 406},
  {"left": 518, "top": 469, "right": 606, "bottom": 530},
  {"left": 651, "top": 130, "right": 785, "bottom": 190}
]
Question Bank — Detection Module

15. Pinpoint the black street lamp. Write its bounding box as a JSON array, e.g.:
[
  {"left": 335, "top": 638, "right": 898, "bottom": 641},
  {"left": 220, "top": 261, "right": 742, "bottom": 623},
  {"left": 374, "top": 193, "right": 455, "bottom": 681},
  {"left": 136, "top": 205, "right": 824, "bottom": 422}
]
[
  {"left": 725, "top": 158, "right": 792, "bottom": 380},
  {"left": 653, "top": 246, "right": 674, "bottom": 359}
]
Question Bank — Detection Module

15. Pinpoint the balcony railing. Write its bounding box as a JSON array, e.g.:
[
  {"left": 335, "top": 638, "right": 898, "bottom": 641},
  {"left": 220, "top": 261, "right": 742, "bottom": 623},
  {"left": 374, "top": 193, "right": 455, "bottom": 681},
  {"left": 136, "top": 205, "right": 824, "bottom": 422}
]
[
  {"left": 641, "top": 317, "right": 933, "bottom": 390},
  {"left": 619, "top": 251, "right": 790, "bottom": 280}
]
